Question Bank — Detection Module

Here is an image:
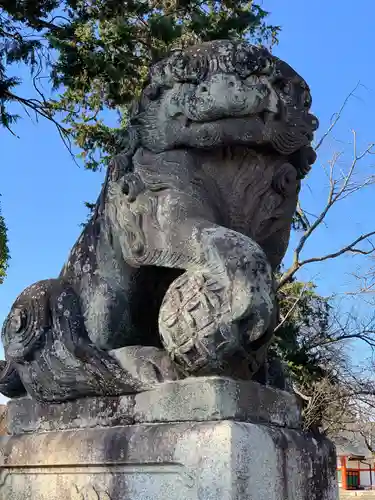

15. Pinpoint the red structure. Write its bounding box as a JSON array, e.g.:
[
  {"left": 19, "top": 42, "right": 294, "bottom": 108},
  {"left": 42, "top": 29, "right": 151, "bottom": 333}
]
[{"left": 337, "top": 455, "right": 374, "bottom": 490}]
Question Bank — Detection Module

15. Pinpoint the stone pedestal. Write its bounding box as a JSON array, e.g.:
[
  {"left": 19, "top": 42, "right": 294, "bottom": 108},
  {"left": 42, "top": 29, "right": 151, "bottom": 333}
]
[{"left": 0, "top": 378, "right": 338, "bottom": 499}]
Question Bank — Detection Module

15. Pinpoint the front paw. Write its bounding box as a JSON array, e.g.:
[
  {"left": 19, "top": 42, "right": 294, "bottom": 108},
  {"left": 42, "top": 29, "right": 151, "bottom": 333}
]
[{"left": 159, "top": 269, "right": 273, "bottom": 375}]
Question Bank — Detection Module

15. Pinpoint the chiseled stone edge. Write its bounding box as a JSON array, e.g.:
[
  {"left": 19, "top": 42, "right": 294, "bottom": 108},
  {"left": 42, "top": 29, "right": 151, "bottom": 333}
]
[
  {"left": 7, "top": 377, "right": 302, "bottom": 435},
  {"left": 7, "top": 395, "right": 135, "bottom": 435},
  {"left": 134, "top": 377, "right": 302, "bottom": 428}
]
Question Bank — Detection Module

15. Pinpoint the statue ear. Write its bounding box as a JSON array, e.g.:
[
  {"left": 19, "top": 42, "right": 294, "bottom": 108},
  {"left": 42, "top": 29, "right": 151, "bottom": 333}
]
[
  {"left": 95, "top": 151, "right": 133, "bottom": 216},
  {"left": 272, "top": 163, "right": 298, "bottom": 197}
]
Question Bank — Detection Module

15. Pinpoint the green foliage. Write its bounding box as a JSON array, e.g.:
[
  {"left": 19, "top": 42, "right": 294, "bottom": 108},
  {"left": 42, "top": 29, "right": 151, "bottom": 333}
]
[
  {"left": 1, "top": 0, "right": 280, "bottom": 169},
  {"left": 274, "top": 277, "right": 334, "bottom": 389},
  {"left": 51, "top": 1, "right": 280, "bottom": 171},
  {"left": 0, "top": 1, "right": 54, "bottom": 129},
  {"left": 79, "top": 201, "right": 96, "bottom": 227},
  {"left": 0, "top": 200, "right": 9, "bottom": 284}
]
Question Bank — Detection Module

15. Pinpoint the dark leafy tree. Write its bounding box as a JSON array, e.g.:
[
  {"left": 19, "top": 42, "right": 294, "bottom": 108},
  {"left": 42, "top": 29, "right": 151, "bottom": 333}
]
[
  {"left": 0, "top": 200, "right": 9, "bottom": 284},
  {"left": 1, "top": 1, "right": 279, "bottom": 167},
  {"left": 274, "top": 278, "right": 333, "bottom": 389}
]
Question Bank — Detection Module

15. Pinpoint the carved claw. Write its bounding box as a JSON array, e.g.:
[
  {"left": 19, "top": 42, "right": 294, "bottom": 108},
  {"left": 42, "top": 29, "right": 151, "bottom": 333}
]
[
  {"left": 109, "top": 346, "right": 182, "bottom": 383},
  {"left": 158, "top": 227, "right": 274, "bottom": 376}
]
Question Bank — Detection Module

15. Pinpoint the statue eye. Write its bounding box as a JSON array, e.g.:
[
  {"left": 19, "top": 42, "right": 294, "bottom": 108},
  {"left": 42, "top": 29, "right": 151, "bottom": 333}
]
[
  {"left": 233, "top": 50, "right": 255, "bottom": 78},
  {"left": 143, "top": 84, "right": 161, "bottom": 101},
  {"left": 274, "top": 78, "right": 291, "bottom": 95},
  {"left": 234, "top": 50, "right": 249, "bottom": 66}
]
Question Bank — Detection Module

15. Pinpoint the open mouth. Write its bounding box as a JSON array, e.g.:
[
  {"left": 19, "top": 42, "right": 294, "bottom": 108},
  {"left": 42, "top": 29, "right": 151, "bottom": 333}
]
[
  {"left": 174, "top": 110, "right": 274, "bottom": 128},
  {"left": 173, "top": 111, "right": 315, "bottom": 146}
]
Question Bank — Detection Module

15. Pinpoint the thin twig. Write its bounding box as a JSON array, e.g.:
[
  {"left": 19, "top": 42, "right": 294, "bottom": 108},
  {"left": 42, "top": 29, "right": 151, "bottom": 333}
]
[
  {"left": 274, "top": 286, "right": 307, "bottom": 333},
  {"left": 314, "top": 82, "right": 362, "bottom": 152}
]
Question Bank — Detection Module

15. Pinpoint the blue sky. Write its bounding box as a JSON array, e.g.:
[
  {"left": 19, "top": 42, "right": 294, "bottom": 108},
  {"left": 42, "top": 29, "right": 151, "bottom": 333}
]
[
  {"left": 1, "top": 0, "right": 375, "bottom": 400},
  {"left": 265, "top": 0, "right": 375, "bottom": 297}
]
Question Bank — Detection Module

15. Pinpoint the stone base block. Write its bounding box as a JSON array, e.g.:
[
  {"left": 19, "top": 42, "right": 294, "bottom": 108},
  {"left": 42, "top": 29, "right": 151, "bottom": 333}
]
[
  {"left": 6, "top": 377, "right": 302, "bottom": 434},
  {"left": 0, "top": 421, "right": 337, "bottom": 499},
  {"left": 0, "top": 378, "right": 338, "bottom": 499}
]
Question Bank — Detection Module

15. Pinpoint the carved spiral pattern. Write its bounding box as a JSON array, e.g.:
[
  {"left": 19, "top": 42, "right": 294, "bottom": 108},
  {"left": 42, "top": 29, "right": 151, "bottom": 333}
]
[{"left": 2, "top": 284, "right": 51, "bottom": 362}]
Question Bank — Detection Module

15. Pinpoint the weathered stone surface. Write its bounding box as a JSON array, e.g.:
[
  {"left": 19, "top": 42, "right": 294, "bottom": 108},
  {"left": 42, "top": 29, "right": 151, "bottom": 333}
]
[
  {"left": 7, "top": 395, "right": 135, "bottom": 434},
  {"left": 7, "top": 378, "right": 302, "bottom": 435},
  {"left": 0, "top": 40, "right": 319, "bottom": 402},
  {"left": 0, "top": 361, "right": 26, "bottom": 399},
  {"left": 0, "top": 421, "right": 337, "bottom": 500},
  {"left": 0, "top": 39, "right": 335, "bottom": 500},
  {"left": 134, "top": 377, "right": 302, "bottom": 428},
  {"left": 0, "top": 406, "right": 6, "bottom": 436}
]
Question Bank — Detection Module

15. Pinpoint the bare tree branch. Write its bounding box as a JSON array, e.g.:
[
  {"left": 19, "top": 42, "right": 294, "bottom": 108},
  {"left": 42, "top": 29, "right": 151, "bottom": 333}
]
[
  {"left": 278, "top": 129, "right": 375, "bottom": 290},
  {"left": 274, "top": 285, "right": 307, "bottom": 333},
  {"left": 3, "top": 89, "right": 79, "bottom": 165},
  {"left": 314, "top": 82, "right": 362, "bottom": 152}
]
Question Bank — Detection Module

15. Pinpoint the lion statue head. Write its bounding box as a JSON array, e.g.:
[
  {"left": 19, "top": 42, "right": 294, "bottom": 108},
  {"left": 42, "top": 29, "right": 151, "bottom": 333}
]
[{"left": 125, "top": 40, "right": 318, "bottom": 179}]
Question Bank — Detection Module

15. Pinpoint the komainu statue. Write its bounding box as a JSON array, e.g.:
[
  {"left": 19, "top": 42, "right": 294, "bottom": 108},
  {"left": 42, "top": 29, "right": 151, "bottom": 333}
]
[{"left": 0, "top": 40, "right": 318, "bottom": 402}]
